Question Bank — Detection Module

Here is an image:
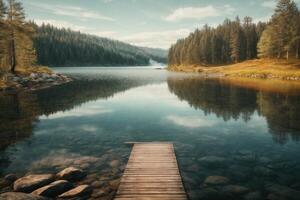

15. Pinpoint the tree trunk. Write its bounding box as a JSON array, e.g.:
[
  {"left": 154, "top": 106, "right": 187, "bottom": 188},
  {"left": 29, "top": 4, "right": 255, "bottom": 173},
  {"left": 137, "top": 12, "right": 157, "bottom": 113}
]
[
  {"left": 286, "top": 50, "right": 289, "bottom": 61},
  {"left": 8, "top": 31, "right": 16, "bottom": 73}
]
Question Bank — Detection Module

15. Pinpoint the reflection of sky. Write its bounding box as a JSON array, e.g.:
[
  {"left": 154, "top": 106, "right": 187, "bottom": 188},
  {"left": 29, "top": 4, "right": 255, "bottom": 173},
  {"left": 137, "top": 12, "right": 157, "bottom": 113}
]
[{"left": 2, "top": 72, "right": 299, "bottom": 178}]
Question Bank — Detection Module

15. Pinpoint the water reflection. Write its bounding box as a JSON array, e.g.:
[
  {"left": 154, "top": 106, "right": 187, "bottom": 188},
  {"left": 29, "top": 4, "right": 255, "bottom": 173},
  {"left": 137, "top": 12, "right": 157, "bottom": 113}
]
[
  {"left": 0, "top": 77, "right": 144, "bottom": 151},
  {"left": 1, "top": 68, "right": 300, "bottom": 200},
  {"left": 167, "top": 77, "right": 300, "bottom": 144}
]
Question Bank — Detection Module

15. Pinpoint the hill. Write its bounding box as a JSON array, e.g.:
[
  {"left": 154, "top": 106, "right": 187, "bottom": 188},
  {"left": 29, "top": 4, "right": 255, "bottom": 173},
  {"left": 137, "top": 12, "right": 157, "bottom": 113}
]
[{"left": 34, "top": 24, "right": 167, "bottom": 67}]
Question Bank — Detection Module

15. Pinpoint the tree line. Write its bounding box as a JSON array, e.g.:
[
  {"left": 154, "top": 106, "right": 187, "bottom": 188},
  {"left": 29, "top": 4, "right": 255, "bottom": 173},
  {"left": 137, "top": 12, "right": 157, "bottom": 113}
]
[
  {"left": 168, "top": 0, "right": 300, "bottom": 67},
  {"left": 33, "top": 24, "right": 166, "bottom": 67},
  {"left": 0, "top": 0, "right": 167, "bottom": 73},
  {"left": 0, "top": 0, "right": 36, "bottom": 73}
]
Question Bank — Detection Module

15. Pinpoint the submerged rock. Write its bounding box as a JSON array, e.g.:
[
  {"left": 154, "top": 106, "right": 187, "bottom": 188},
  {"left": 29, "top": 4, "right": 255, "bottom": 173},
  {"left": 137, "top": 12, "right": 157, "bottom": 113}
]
[
  {"left": 57, "top": 167, "right": 86, "bottom": 181},
  {"left": 4, "top": 174, "right": 18, "bottom": 183},
  {"left": 222, "top": 185, "right": 249, "bottom": 195},
  {"left": 265, "top": 183, "right": 300, "bottom": 200},
  {"left": 254, "top": 166, "right": 274, "bottom": 177},
  {"left": 204, "top": 176, "right": 230, "bottom": 185},
  {"left": 110, "top": 160, "right": 120, "bottom": 168},
  {"left": 198, "top": 156, "right": 226, "bottom": 166},
  {"left": 244, "top": 191, "right": 263, "bottom": 200},
  {"left": 13, "top": 174, "right": 55, "bottom": 193},
  {"left": 58, "top": 185, "right": 92, "bottom": 199},
  {"left": 31, "top": 180, "right": 73, "bottom": 197},
  {"left": 0, "top": 192, "right": 47, "bottom": 200}
]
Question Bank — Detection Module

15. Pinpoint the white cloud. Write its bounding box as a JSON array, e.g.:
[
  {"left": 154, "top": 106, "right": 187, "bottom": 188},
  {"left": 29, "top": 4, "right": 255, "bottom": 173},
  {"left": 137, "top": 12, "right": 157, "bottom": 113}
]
[
  {"left": 166, "top": 115, "right": 216, "bottom": 128},
  {"left": 119, "top": 29, "right": 191, "bottom": 49},
  {"left": 30, "top": 2, "right": 114, "bottom": 21},
  {"left": 164, "top": 5, "right": 235, "bottom": 22},
  {"left": 40, "top": 104, "right": 113, "bottom": 119}
]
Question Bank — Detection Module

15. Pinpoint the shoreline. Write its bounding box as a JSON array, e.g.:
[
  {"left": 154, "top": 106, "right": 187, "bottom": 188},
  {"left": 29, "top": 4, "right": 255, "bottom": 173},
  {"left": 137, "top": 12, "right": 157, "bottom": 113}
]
[
  {"left": 168, "top": 59, "right": 300, "bottom": 81},
  {"left": 0, "top": 68, "right": 72, "bottom": 93}
]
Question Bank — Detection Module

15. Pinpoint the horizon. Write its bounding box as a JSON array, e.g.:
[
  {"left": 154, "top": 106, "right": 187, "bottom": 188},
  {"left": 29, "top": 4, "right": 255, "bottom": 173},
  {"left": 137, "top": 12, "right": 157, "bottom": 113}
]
[{"left": 19, "top": 0, "right": 300, "bottom": 49}]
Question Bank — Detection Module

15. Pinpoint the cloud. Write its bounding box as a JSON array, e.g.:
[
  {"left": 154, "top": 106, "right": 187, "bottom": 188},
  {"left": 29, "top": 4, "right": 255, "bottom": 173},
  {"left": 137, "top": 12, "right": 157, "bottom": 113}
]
[
  {"left": 40, "top": 104, "right": 113, "bottom": 119},
  {"left": 166, "top": 115, "right": 216, "bottom": 128},
  {"left": 30, "top": 2, "right": 114, "bottom": 21},
  {"left": 164, "top": 5, "right": 235, "bottom": 22},
  {"left": 119, "top": 29, "right": 191, "bottom": 49}
]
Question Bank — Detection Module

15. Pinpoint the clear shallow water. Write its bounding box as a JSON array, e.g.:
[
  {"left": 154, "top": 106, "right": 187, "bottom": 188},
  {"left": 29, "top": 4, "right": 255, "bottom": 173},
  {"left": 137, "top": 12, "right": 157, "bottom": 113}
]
[{"left": 1, "top": 67, "right": 300, "bottom": 199}]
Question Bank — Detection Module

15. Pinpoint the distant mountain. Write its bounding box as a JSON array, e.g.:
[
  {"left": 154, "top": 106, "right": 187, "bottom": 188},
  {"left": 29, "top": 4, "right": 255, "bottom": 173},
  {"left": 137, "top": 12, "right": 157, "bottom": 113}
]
[{"left": 33, "top": 24, "right": 167, "bottom": 67}]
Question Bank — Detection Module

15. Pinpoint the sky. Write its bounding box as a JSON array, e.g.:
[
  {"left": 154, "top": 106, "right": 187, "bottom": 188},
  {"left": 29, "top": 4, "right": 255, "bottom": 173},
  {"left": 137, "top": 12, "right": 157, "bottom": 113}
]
[{"left": 22, "top": 0, "right": 300, "bottom": 49}]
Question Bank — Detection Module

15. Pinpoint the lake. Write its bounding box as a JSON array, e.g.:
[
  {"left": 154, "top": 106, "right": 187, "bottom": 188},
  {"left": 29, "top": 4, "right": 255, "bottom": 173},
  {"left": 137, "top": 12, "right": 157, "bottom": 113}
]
[{"left": 1, "top": 67, "right": 300, "bottom": 200}]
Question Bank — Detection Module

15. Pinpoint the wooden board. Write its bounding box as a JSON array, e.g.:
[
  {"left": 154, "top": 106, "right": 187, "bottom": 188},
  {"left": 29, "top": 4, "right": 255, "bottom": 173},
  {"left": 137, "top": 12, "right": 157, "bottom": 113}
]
[{"left": 115, "top": 142, "right": 187, "bottom": 200}]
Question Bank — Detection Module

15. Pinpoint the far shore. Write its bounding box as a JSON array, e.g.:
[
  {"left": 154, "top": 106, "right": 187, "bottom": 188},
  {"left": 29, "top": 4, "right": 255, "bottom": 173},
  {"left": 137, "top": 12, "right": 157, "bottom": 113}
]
[{"left": 168, "top": 59, "right": 300, "bottom": 81}]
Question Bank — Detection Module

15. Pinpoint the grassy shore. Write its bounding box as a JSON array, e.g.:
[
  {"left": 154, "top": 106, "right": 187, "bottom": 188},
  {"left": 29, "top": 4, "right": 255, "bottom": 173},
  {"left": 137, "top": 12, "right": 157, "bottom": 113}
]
[{"left": 168, "top": 59, "right": 300, "bottom": 81}]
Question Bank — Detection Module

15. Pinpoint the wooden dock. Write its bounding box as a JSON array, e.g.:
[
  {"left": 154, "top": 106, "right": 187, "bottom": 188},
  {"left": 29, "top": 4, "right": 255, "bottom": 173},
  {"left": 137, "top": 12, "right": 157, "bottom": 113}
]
[{"left": 115, "top": 142, "right": 187, "bottom": 200}]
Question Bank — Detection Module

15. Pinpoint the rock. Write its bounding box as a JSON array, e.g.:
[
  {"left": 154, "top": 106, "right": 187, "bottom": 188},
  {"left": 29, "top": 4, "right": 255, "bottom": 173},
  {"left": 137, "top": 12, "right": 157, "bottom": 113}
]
[
  {"left": 110, "top": 160, "right": 119, "bottom": 168},
  {"left": 265, "top": 183, "right": 300, "bottom": 200},
  {"left": 57, "top": 167, "right": 86, "bottom": 181},
  {"left": 244, "top": 192, "right": 263, "bottom": 200},
  {"left": 58, "top": 185, "right": 92, "bottom": 199},
  {"left": 198, "top": 156, "right": 226, "bottom": 166},
  {"left": 31, "top": 180, "right": 73, "bottom": 197},
  {"left": 204, "top": 176, "right": 230, "bottom": 185},
  {"left": 4, "top": 174, "right": 17, "bottom": 183},
  {"left": 91, "top": 180, "right": 103, "bottom": 188},
  {"left": 197, "top": 188, "right": 222, "bottom": 200},
  {"left": 222, "top": 185, "right": 249, "bottom": 195},
  {"left": 13, "top": 174, "right": 55, "bottom": 193},
  {"left": 108, "top": 178, "right": 121, "bottom": 190},
  {"left": 0, "top": 192, "right": 47, "bottom": 200}
]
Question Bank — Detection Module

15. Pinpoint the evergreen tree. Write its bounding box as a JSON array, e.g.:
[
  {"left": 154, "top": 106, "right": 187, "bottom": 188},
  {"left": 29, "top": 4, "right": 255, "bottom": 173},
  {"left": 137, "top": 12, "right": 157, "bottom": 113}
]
[{"left": 0, "top": 0, "right": 6, "bottom": 69}]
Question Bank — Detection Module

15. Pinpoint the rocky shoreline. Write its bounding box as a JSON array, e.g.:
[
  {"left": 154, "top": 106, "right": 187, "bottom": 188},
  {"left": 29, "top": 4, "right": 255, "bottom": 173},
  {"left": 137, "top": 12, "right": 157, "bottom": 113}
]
[
  {"left": 0, "top": 72, "right": 72, "bottom": 92},
  {"left": 0, "top": 166, "right": 120, "bottom": 200}
]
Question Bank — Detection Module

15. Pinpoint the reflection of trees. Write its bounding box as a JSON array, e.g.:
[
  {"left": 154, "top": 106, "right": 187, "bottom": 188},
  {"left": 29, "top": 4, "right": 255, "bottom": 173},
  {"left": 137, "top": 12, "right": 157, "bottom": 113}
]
[
  {"left": 167, "top": 78, "right": 257, "bottom": 122},
  {"left": 167, "top": 77, "right": 300, "bottom": 144},
  {"left": 0, "top": 78, "right": 142, "bottom": 150},
  {"left": 257, "top": 93, "right": 300, "bottom": 144},
  {"left": 0, "top": 93, "right": 39, "bottom": 151}
]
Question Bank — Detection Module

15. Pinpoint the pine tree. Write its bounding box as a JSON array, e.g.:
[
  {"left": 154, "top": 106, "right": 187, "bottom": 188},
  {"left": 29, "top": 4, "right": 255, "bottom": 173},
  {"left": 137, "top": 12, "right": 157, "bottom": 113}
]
[
  {"left": 0, "top": 0, "right": 6, "bottom": 69},
  {"left": 258, "top": 26, "right": 277, "bottom": 58},
  {"left": 271, "top": 0, "right": 299, "bottom": 59},
  {"left": 6, "top": 0, "right": 37, "bottom": 73}
]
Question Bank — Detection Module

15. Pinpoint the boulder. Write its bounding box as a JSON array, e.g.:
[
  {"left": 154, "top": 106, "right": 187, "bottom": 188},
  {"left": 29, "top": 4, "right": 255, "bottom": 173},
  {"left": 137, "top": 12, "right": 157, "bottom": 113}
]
[
  {"left": 56, "top": 167, "right": 86, "bottom": 181},
  {"left": 31, "top": 180, "right": 73, "bottom": 197},
  {"left": 0, "top": 192, "right": 47, "bottom": 200},
  {"left": 13, "top": 174, "right": 55, "bottom": 193},
  {"left": 58, "top": 185, "right": 92, "bottom": 199},
  {"left": 204, "top": 176, "right": 230, "bottom": 185}
]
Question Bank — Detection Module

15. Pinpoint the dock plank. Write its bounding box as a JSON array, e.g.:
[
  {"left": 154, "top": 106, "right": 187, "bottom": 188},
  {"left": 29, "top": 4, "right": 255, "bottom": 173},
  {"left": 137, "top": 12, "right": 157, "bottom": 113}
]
[{"left": 115, "top": 142, "right": 187, "bottom": 200}]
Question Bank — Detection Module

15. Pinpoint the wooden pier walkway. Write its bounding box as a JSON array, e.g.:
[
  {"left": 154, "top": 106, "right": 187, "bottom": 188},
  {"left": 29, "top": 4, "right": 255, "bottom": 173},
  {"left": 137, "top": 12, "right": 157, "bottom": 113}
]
[{"left": 115, "top": 142, "right": 187, "bottom": 200}]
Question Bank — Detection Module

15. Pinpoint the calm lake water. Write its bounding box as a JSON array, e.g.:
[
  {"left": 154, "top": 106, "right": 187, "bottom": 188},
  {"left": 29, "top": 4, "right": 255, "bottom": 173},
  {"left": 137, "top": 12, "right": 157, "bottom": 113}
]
[{"left": 1, "top": 67, "right": 300, "bottom": 199}]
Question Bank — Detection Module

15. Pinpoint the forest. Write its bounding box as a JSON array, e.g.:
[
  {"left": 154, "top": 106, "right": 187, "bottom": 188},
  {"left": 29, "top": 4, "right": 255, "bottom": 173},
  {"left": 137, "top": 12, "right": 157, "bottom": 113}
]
[
  {"left": 33, "top": 24, "right": 167, "bottom": 67},
  {"left": 168, "top": 0, "right": 300, "bottom": 67},
  {"left": 0, "top": 0, "right": 167, "bottom": 73}
]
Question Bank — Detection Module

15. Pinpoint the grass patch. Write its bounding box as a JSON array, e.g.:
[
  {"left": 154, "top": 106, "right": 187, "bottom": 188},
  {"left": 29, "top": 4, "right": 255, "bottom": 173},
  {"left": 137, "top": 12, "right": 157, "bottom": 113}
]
[{"left": 169, "top": 59, "right": 300, "bottom": 80}]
